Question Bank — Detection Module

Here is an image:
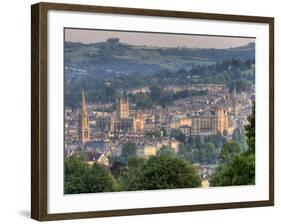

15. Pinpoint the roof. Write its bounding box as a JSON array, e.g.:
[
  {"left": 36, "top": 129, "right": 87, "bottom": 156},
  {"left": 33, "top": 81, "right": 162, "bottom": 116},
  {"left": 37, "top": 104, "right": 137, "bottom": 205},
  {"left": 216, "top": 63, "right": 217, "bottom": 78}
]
[
  {"left": 85, "top": 151, "right": 102, "bottom": 161},
  {"left": 84, "top": 141, "right": 109, "bottom": 151}
]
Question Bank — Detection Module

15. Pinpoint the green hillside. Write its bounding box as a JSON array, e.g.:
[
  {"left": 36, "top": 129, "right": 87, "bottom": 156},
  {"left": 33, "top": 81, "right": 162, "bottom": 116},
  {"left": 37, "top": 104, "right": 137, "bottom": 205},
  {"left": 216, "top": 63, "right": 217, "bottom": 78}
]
[{"left": 65, "top": 39, "right": 255, "bottom": 77}]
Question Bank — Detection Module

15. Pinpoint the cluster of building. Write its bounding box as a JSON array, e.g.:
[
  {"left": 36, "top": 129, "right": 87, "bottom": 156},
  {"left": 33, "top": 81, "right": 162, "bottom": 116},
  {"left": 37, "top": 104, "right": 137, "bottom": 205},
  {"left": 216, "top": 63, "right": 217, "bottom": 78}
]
[{"left": 65, "top": 83, "right": 254, "bottom": 168}]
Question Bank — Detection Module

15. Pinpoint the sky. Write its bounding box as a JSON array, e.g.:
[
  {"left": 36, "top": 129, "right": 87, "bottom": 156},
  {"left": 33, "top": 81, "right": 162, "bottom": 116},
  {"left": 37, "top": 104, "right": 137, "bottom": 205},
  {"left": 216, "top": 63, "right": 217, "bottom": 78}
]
[{"left": 65, "top": 28, "right": 255, "bottom": 49}]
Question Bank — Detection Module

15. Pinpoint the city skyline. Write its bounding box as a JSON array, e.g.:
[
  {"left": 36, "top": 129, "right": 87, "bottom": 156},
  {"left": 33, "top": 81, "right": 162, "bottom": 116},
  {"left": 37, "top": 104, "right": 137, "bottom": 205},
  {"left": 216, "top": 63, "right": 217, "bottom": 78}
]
[{"left": 65, "top": 28, "right": 255, "bottom": 49}]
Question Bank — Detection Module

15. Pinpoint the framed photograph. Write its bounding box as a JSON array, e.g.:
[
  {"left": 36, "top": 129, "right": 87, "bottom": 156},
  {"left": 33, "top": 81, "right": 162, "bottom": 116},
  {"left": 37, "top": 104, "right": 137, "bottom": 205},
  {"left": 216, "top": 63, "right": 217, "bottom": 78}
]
[{"left": 31, "top": 2, "right": 274, "bottom": 221}]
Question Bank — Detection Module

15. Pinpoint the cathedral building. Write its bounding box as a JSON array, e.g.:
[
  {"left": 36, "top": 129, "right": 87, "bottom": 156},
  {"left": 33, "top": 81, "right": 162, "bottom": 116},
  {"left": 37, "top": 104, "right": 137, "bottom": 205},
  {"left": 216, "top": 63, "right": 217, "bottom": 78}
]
[{"left": 94, "top": 96, "right": 143, "bottom": 134}]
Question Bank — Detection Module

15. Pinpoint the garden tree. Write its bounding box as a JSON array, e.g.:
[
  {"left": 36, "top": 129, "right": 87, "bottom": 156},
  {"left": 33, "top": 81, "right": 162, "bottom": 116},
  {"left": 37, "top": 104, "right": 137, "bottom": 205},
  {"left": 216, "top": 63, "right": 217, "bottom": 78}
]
[
  {"left": 149, "top": 85, "right": 163, "bottom": 102},
  {"left": 179, "top": 140, "right": 201, "bottom": 164},
  {"left": 218, "top": 141, "right": 241, "bottom": 165},
  {"left": 64, "top": 156, "right": 89, "bottom": 194},
  {"left": 245, "top": 102, "right": 255, "bottom": 154},
  {"left": 180, "top": 147, "right": 199, "bottom": 164},
  {"left": 202, "top": 143, "right": 217, "bottom": 164},
  {"left": 118, "top": 157, "right": 145, "bottom": 191},
  {"left": 192, "top": 149, "right": 201, "bottom": 163},
  {"left": 82, "top": 163, "right": 120, "bottom": 193},
  {"left": 127, "top": 156, "right": 146, "bottom": 169},
  {"left": 179, "top": 142, "right": 217, "bottom": 165},
  {"left": 156, "top": 145, "right": 178, "bottom": 158},
  {"left": 133, "top": 155, "right": 201, "bottom": 190},
  {"left": 65, "top": 157, "right": 119, "bottom": 194},
  {"left": 204, "top": 133, "right": 226, "bottom": 149},
  {"left": 178, "top": 143, "right": 194, "bottom": 162},
  {"left": 132, "top": 92, "right": 153, "bottom": 109},
  {"left": 232, "top": 128, "right": 248, "bottom": 151},
  {"left": 170, "top": 128, "right": 186, "bottom": 143},
  {"left": 210, "top": 153, "right": 255, "bottom": 186},
  {"left": 120, "top": 141, "right": 137, "bottom": 163},
  {"left": 110, "top": 160, "right": 126, "bottom": 178},
  {"left": 197, "top": 147, "right": 207, "bottom": 164},
  {"left": 186, "top": 136, "right": 202, "bottom": 149}
]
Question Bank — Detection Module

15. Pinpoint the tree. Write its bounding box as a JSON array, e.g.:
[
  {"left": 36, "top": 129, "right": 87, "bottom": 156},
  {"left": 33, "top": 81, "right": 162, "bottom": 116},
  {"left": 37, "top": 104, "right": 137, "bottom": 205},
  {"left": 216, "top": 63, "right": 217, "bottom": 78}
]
[
  {"left": 133, "top": 93, "right": 154, "bottom": 109},
  {"left": 204, "top": 133, "right": 226, "bottom": 149},
  {"left": 178, "top": 143, "right": 193, "bottom": 161},
  {"left": 82, "top": 163, "right": 119, "bottom": 193},
  {"left": 64, "top": 157, "right": 119, "bottom": 194},
  {"left": 133, "top": 155, "right": 201, "bottom": 190},
  {"left": 245, "top": 102, "right": 255, "bottom": 154},
  {"left": 156, "top": 145, "right": 178, "bottom": 158},
  {"left": 186, "top": 136, "right": 202, "bottom": 149},
  {"left": 218, "top": 141, "right": 241, "bottom": 165},
  {"left": 202, "top": 143, "right": 217, "bottom": 164},
  {"left": 118, "top": 157, "right": 145, "bottom": 191},
  {"left": 179, "top": 136, "right": 203, "bottom": 163},
  {"left": 64, "top": 157, "right": 88, "bottom": 194},
  {"left": 210, "top": 153, "right": 255, "bottom": 186},
  {"left": 232, "top": 128, "right": 247, "bottom": 151},
  {"left": 120, "top": 141, "right": 137, "bottom": 163},
  {"left": 150, "top": 85, "right": 163, "bottom": 102},
  {"left": 170, "top": 129, "right": 186, "bottom": 142},
  {"left": 110, "top": 160, "right": 126, "bottom": 178}
]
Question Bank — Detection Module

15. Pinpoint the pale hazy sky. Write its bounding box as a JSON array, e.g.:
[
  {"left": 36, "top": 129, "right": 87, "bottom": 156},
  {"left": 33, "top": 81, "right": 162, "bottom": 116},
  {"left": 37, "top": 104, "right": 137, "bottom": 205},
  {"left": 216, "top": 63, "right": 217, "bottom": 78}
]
[{"left": 65, "top": 28, "right": 255, "bottom": 49}]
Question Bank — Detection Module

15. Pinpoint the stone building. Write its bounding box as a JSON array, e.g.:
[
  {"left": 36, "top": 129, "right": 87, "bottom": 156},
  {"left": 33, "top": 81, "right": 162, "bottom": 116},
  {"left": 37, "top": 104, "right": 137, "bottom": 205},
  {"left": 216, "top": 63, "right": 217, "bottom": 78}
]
[
  {"left": 96, "top": 116, "right": 115, "bottom": 132},
  {"left": 191, "top": 107, "right": 228, "bottom": 135},
  {"left": 133, "top": 115, "right": 144, "bottom": 133},
  {"left": 139, "top": 139, "right": 181, "bottom": 158},
  {"left": 116, "top": 97, "right": 129, "bottom": 119}
]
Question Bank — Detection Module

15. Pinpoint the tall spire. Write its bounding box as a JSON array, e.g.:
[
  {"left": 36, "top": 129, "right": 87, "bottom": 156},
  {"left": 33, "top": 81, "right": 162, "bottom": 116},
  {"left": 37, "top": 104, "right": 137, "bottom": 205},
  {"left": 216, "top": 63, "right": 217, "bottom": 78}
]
[
  {"left": 81, "top": 89, "right": 87, "bottom": 115},
  {"left": 233, "top": 81, "right": 237, "bottom": 98},
  {"left": 80, "top": 89, "right": 90, "bottom": 145},
  {"left": 232, "top": 81, "right": 238, "bottom": 117}
]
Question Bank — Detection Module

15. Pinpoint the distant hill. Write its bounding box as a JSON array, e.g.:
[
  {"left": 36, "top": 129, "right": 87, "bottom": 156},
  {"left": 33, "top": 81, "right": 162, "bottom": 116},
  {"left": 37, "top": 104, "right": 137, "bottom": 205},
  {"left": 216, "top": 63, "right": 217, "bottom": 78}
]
[{"left": 64, "top": 39, "right": 255, "bottom": 77}]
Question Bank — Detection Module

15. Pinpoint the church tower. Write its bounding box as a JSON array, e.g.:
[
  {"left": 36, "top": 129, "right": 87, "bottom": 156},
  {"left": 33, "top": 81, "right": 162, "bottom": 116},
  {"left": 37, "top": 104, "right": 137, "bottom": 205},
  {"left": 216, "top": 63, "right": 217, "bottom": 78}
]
[
  {"left": 116, "top": 97, "right": 129, "bottom": 119},
  {"left": 80, "top": 89, "right": 90, "bottom": 144}
]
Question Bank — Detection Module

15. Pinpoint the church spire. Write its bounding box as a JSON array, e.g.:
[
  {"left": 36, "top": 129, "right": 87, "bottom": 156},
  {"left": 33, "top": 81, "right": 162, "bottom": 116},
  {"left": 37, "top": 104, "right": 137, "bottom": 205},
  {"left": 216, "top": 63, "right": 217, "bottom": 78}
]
[
  {"left": 81, "top": 89, "right": 87, "bottom": 115},
  {"left": 80, "top": 89, "right": 90, "bottom": 145},
  {"left": 232, "top": 81, "right": 238, "bottom": 117},
  {"left": 233, "top": 81, "right": 237, "bottom": 98}
]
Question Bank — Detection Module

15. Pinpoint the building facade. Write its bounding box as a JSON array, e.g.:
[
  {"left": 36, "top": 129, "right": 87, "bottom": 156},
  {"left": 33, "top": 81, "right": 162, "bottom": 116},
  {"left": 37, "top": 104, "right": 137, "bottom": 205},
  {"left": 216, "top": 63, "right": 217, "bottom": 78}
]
[{"left": 191, "top": 107, "right": 228, "bottom": 135}]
